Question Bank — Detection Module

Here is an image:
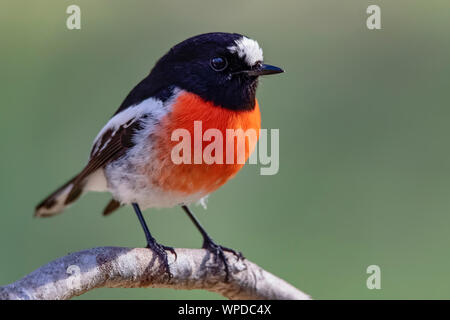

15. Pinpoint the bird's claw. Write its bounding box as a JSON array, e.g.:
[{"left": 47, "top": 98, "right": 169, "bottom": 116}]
[
  {"left": 202, "top": 237, "right": 243, "bottom": 282},
  {"left": 146, "top": 241, "right": 177, "bottom": 279}
]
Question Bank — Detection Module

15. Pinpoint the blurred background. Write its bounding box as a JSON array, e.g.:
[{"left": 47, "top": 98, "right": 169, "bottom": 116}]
[{"left": 1, "top": 0, "right": 450, "bottom": 299}]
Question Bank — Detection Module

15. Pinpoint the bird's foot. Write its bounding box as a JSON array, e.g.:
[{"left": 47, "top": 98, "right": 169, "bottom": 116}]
[
  {"left": 146, "top": 240, "right": 177, "bottom": 278},
  {"left": 202, "top": 236, "right": 243, "bottom": 281}
]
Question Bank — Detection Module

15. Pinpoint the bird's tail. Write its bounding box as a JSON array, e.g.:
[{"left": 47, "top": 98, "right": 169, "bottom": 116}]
[{"left": 34, "top": 174, "right": 86, "bottom": 218}]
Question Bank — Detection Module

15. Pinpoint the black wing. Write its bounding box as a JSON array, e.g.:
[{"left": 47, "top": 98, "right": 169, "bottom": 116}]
[{"left": 64, "top": 118, "right": 145, "bottom": 205}]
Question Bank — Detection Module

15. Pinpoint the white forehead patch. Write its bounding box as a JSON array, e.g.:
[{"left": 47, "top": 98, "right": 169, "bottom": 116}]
[{"left": 227, "top": 36, "right": 263, "bottom": 66}]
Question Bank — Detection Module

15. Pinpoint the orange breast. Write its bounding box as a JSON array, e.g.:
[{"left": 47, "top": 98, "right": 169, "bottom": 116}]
[{"left": 151, "top": 91, "right": 261, "bottom": 195}]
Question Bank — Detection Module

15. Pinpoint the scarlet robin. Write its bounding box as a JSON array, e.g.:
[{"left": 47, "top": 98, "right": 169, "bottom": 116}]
[{"left": 35, "top": 32, "right": 283, "bottom": 278}]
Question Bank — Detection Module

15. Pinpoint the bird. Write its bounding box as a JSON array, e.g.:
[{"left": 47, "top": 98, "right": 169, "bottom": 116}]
[{"left": 35, "top": 32, "right": 283, "bottom": 279}]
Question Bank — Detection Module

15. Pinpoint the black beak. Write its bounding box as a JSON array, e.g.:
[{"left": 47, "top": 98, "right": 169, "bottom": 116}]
[{"left": 244, "top": 64, "right": 284, "bottom": 76}]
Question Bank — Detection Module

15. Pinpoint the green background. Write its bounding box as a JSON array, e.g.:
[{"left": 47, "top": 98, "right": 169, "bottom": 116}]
[{"left": 1, "top": 0, "right": 450, "bottom": 299}]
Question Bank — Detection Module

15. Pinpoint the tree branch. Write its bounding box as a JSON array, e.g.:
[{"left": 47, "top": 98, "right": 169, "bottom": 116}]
[{"left": 0, "top": 247, "right": 310, "bottom": 300}]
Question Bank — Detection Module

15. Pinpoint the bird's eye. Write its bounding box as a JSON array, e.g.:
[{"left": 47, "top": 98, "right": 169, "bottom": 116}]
[{"left": 210, "top": 57, "right": 228, "bottom": 71}]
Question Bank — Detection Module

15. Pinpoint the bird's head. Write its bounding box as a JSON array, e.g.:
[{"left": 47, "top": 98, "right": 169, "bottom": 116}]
[{"left": 148, "top": 32, "right": 283, "bottom": 111}]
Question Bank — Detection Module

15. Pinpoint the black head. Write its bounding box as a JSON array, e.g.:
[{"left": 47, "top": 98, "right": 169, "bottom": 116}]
[{"left": 117, "top": 33, "right": 283, "bottom": 114}]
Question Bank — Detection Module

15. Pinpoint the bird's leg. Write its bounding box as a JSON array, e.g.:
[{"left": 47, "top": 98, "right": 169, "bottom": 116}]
[
  {"left": 182, "top": 205, "right": 243, "bottom": 281},
  {"left": 132, "top": 203, "right": 176, "bottom": 277}
]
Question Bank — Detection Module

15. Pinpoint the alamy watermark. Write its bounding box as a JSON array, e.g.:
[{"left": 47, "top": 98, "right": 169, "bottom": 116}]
[
  {"left": 170, "top": 121, "right": 279, "bottom": 175},
  {"left": 66, "top": 5, "right": 81, "bottom": 30},
  {"left": 67, "top": 4, "right": 382, "bottom": 31},
  {"left": 366, "top": 265, "right": 381, "bottom": 289},
  {"left": 366, "top": 5, "right": 381, "bottom": 30},
  {"left": 66, "top": 264, "right": 82, "bottom": 291}
]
